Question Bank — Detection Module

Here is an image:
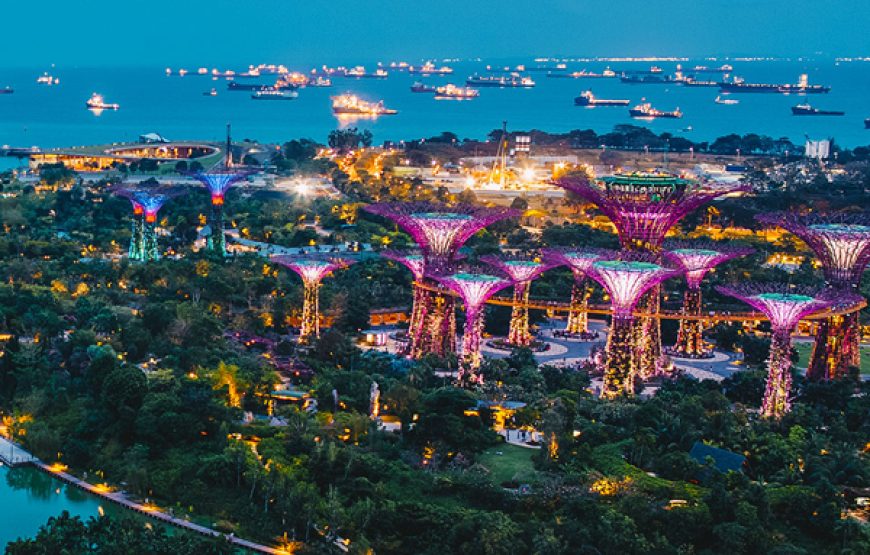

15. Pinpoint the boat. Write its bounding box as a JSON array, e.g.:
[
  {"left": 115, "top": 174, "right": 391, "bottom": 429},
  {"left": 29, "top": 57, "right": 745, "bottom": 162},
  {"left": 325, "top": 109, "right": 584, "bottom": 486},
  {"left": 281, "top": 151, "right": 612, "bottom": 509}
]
[
  {"left": 682, "top": 79, "right": 721, "bottom": 87},
  {"left": 252, "top": 89, "right": 299, "bottom": 100},
  {"left": 714, "top": 95, "right": 739, "bottom": 105},
  {"left": 0, "top": 86, "right": 13, "bottom": 94},
  {"left": 620, "top": 73, "right": 673, "bottom": 84},
  {"left": 466, "top": 74, "right": 535, "bottom": 88},
  {"left": 331, "top": 94, "right": 397, "bottom": 115},
  {"left": 791, "top": 103, "right": 844, "bottom": 116},
  {"left": 719, "top": 74, "right": 830, "bottom": 94},
  {"left": 434, "top": 84, "right": 479, "bottom": 99},
  {"left": 203, "top": 88, "right": 218, "bottom": 96},
  {"left": 410, "top": 81, "right": 437, "bottom": 93},
  {"left": 409, "top": 62, "right": 453, "bottom": 75},
  {"left": 550, "top": 67, "right": 616, "bottom": 79},
  {"left": 527, "top": 63, "right": 567, "bottom": 72},
  {"left": 306, "top": 76, "right": 332, "bottom": 87},
  {"left": 36, "top": 72, "right": 59, "bottom": 85},
  {"left": 574, "top": 90, "right": 629, "bottom": 106},
  {"left": 692, "top": 64, "right": 733, "bottom": 73},
  {"left": 629, "top": 102, "right": 681, "bottom": 119},
  {"left": 86, "top": 93, "right": 119, "bottom": 110},
  {"left": 865, "top": 118, "right": 870, "bottom": 129},
  {"left": 228, "top": 81, "right": 295, "bottom": 91}
]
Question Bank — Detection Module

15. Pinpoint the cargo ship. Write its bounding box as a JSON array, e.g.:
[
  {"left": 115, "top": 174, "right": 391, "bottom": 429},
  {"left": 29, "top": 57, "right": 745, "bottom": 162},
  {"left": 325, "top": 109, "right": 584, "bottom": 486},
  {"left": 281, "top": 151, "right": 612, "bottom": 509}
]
[
  {"left": 719, "top": 74, "right": 830, "bottom": 94},
  {"left": 345, "top": 66, "right": 388, "bottom": 79},
  {"left": 252, "top": 89, "right": 299, "bottom": 100},
  {"left": 228, "top": 81, "right": 296, "bottom": 91},
  {"left": 466, "top": 74, "right": 535, "bottom": 88},
  {"left": 409, "top": 62, "right": 453, "bottom": 75},
  {"left": 621, "top": 73, "right": 673, "bottom": 84},
  {"left": 0, "top": 86, "right": 12, "bottom": 94},
  {"left": 548, "top": 67, "right": 616, "bottom": 79},
  {"left": 410, "top": 82, "right": 437, "bottom": 93},
  {"left": 306, "top": 76, "right": 332, "bottom": 87},
  {"left": 691, "top": 64, "right": 733, "bottom": 73},
  {"left": 714, "top": 95, "right": 739, "bottom": 105},
  {"left": 791, "top": 103, "right": 844, "bottom": 116},
  {"left": 86, "top": 93, "right": 119, "bottom": 110},
  {"left": 629, "top": 102, "right": 682, "bottom": 119},
  {"left": 331, "top": 94, "right": 397, "bottom": 115},
  {"left": 574, "top": 90, "right": 629, "bottom": 106},
  {"left": 682, "top": 78, "right": 721, "bottom": 87},
  {"left": 865, "top": 118, "right": 870, "bottom": 129},
  {"left": 434, "top": 84, "right": 479, "bottom": 99}
]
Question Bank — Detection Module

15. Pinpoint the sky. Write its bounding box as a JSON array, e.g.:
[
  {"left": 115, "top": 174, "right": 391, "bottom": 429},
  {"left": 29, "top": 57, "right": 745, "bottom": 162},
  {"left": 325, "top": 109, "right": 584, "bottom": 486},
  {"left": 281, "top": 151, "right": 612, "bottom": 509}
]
[{"left": 1, "top": 0, "right": 867, "bottom": 67}]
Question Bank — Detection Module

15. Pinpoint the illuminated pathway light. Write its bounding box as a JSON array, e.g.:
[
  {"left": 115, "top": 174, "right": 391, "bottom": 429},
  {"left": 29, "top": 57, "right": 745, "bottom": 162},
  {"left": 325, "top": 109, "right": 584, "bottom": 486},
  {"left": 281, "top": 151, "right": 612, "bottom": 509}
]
[
  {"left": 663, "top": 241, "right": 753, "bottom": 359},
  {"left": 557, "top": 172, "right": 747, "bottom": 379},
  {"left": 272, "top": 255, "right": 356, "bottom": 344},
  {"left": 365, "top": 202, "right": 519, "bottom": 358},
  {"left": 716, "top": 284, "right": 857, "bottom": 418},
  {"left": 112, "top": 184, "right": 185, "bottom": 262},
  {"left": 584, "top": 252, "right": 680, "bottom": 399},
  {"left": 481, "top": 253, "right": 555, "bottom": 346},
  {"left": 544, "top": 248, "right": 608, "bottom": 335},
  {"left": 431, "top": 269, "right": 512, "bottom": 384},
  {"left": 189, "top": 169, "right": 252, "bottom": 256},
  {"left": 758, "top": 212, "right": 870, "bottom": 380}
]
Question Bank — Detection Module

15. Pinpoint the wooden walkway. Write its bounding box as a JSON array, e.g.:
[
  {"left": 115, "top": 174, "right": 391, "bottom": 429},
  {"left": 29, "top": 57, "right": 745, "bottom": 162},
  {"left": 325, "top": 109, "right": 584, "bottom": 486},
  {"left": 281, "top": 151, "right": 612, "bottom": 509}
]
[{"left": 0, "top": 437, "right": 37, "bottom": 467}]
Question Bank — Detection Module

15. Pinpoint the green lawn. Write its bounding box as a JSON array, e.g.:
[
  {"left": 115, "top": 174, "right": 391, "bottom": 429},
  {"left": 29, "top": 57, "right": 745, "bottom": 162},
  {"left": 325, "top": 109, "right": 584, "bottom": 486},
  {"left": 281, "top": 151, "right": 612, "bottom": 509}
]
[
  {"left": 793, "top": 342, "right": 870, "bottom": 374},
  {"left": 478, "top": 443, "right": 538, "bottom": 485}
]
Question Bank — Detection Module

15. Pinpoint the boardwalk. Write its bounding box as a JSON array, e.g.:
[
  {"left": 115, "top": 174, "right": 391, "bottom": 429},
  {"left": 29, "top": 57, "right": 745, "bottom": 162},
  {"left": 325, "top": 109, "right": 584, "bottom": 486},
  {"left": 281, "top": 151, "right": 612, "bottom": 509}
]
[{"left": 0, "top": 437, "right": 36, "bottom": 467}]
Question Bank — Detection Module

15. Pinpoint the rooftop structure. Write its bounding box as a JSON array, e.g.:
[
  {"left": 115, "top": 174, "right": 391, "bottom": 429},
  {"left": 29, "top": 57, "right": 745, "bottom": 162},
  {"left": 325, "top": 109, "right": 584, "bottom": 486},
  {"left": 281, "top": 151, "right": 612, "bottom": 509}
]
[
  {"left": 544, "top": 248, "right": 608, "bottom": 335},
  {"left": 365, "top": 202, "right": 519, "bottom": 358},
  {"left": 272, "top": 255, "right": 356, "bottom": 344},
  {"left": 758, "top": 212, "right": 870, "bottom": 379},
  {"left": 430, "top": 269, "right": 512, "bottom": 384},
  {"left": 585, "top": 252, "right": 680, "bottom": 398},
  {"left": 112, "top": 184, "right": 185, "bottom": 261},
  {"left": 189, "top": 169, "right": 253, "bottom": 256},
  {"left": 663, "top": 241, "right": 753, "bottom": 358},
  {"left": 716, "top": 284, "right": 852, "bottom": 418},
  {"left": 481, "top": 254, "right": 555, "bottom": 346}
]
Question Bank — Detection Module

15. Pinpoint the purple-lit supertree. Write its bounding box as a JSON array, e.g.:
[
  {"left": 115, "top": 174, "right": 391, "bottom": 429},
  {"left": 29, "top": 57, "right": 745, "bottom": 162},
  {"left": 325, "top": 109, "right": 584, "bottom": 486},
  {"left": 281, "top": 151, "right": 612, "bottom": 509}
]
[
  {"left": 189, "top": 169, "right": 252, "bottom": 256},
  {"left": 481, "top": 254, "right": 555, "bottom": 346},
  {"left": 381, "top": 249, "right": 427, "bottom": 348},
  {"left": 716, "top": 284, "right": 854, "bottom": 418},
  {"left": 758, "top": 212, "right": 870, "bottom": 380},
  {"left": 663, "top": 241, "right": 753, "bottom": 358},
  {"left": 557, "top": 172, "right": 747, "bottom": 378},
  {"left": 584, "top": 251, "right": 681, "bottom": 398},
  {"left": 112, "top": 184, "right": 185, "bottom": 261},
  {"left": 430, "top": 268, "right": 512, "bottom": 384},
  {"left": 543, "top": 248, "right": 608, "bottom": 336},
  {"left": 272, "top": 255, "right": 356, "bottom": 344},
  {"left": 365, "top": 202, "right": 520, "bottom": 359}
]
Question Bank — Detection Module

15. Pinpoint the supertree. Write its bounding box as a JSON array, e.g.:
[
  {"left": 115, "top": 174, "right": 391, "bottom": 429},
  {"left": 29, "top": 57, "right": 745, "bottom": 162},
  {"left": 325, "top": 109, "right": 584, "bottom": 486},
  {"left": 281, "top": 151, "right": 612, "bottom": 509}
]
[
  {"left": 430, "top": 268, "right": 512, "bottom": 384},
  {"left": 758, "top": 212, "right": 870, "bottom": 380},
  {"left": 716, "top": 284, "right": 856, "bottom": 418},
  {"left": 543, "top": 248, "right": 608, "bottom": 336},
  {"left": 663, "top": 241, "right": 753, "bottom": 358},
  {"left": 481, "top": 253, "right": 555, "bottom": 346},
  {"left": 272, "top": 255, "right": 357, "bottom": 344},
  {"left": 112, "top": 185, "right": 185, "bottom": 261},
  {"left": 380, "top": 249, "right": 427, "bottom": 348},
  {"left": 365, "top": 202, "right": 520, "bottom": 358},
  {"left": 584, "top": 251, "right": 681, "bottom": 398},
  {"left": 189, "top": 169, "right": 252, "bottom": 256},
  {"left": 557, "top": 172, "right": 747, "bottom": 378}
]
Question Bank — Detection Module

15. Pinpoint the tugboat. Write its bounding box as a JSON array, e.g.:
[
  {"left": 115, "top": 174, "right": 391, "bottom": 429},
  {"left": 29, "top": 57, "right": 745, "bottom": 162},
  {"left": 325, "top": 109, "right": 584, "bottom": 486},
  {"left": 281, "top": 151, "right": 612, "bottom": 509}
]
[
  {"left": 714, "top": 95, "right": 739, "bottom": 105},
  {"left": 434, "top": 84, "right": 479, "bottom": 99},
  {"left": 791, "top": 103, "right": 844, "bottom": 116},
  {"left": 410, "top": 81, "right": 437, "bottom": 93},
  {"left": 574, "top": 90, "right": 629, "bottom": 106},
  {"left": 252, "top": 89, "right": 299, "bottom": 100},
  {"left": 465, "top": 74, "right": 535, "bottom": 88},
  {"left": 86, "top": 93, "right": 119, "bottom": 110},
  {"left": 203, "top": 88, "right": 218, "bottom": 96},
  {"left": 331, "top": 94, "right": 397, "bottom": 115},
  {"left": 629, "top": 102, "right": 682, "bottom": 119}
]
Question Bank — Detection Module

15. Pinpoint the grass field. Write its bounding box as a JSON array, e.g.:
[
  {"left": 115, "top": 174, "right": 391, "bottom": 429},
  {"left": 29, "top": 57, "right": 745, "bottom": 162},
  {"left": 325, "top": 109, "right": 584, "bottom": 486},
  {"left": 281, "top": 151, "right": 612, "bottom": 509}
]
[
  {"left": 793, "top": 342, "right": 870, "bottom": 374},
  {"left": 478, "top": 443, "right": 538, "bottom": 485}
]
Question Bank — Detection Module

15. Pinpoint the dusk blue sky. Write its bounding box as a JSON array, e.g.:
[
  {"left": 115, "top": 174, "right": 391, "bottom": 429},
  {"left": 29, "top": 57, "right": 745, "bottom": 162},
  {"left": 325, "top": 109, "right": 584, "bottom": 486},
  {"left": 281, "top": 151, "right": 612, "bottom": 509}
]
[{"left": 2, "top": 0, "right": 866, "bottom": 67}]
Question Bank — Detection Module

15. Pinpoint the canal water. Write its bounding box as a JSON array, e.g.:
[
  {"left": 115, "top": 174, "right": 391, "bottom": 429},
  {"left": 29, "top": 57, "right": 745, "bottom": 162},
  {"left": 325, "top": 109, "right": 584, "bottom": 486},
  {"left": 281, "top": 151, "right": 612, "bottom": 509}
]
[{"left": 0, "top": 463, "right": 137, "bottom": 547}]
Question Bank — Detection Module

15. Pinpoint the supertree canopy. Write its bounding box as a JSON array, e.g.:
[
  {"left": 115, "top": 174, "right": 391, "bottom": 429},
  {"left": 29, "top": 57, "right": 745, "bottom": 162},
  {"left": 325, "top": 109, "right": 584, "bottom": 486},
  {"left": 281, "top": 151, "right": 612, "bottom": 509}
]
[
  {"left": 584, "top": 252, "right": 680, "bottom": 399},
  {"left": 663, "top": 241, "right": 753, "bottom": 358},
  {"left": 716, "top": 284, "right": 854, "bottom": 418},
  {"left": 365, "top": 202, "right": 520, "bottom": 358},
  {"left": 758, "top": 212, "right": 870, "bottom": 380},
  {"left": 544, "top": 248, "right": 607, "bottom": 336},
  {"left": 481, "top": 254, "right": 555, "bottom": 346},
  {"left": 189, "top": 169, "right": 252, "bottom": 256},
  {"left": 557, "top": 171, "right": 747, "bottom": 379},
  {"left": 430, "top": 268, "right": 512, "bottom": 384},
  {"left": 272, "top": 255, "right": 356, "bottom": 344},
  {"left": 112, "top": 184, "right": 185, "bottom": 261}
]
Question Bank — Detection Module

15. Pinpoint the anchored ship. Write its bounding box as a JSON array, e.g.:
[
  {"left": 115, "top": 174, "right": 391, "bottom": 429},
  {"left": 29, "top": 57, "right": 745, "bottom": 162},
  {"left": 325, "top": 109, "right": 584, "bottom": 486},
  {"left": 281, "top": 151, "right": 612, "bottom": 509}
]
[
  {"left": 411, "top": 82, "right": 437, "bottom": 93},
  {"left": 466, "top": 74, "right": 535, "bottom": 88},
  {"left": 409, "top": 62, "right": 453, "bottom": 75},
  {"left": 574, "top": 90, "right": 629, "bottom": 106},
  {"left": 331, "top": 94, "right": 397, "bottom": 115},
  {"left": 719, "top": 74, "right": 830, "bottom": 94},
  {"left": 629, "top": 102, "right": 682, "bottom": 119},
  {"left": 434, "top": 84, "right": 479, "bottom": 99},
  {"left": 86, "top": 93, "right": 119, "bottom": 110},
  {"left": 791, "top": 103, "right": 844, "bottom": 116},
  {"left": 252, "top": 89, "right": 299, "bottom": 100}
]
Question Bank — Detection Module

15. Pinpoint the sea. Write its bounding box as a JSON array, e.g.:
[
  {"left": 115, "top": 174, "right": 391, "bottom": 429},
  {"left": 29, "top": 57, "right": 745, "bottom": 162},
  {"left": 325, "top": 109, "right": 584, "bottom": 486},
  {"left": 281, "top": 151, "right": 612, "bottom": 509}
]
[{"left": 0, "top": 58, "right": 868, "bottom": 160}]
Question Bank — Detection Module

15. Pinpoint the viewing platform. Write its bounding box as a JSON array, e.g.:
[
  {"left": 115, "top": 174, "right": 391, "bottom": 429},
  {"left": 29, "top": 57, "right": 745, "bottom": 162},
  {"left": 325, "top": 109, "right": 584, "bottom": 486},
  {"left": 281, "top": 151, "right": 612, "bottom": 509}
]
[{"left": 0, "top": 436, "right": 36, "bottom": 467}]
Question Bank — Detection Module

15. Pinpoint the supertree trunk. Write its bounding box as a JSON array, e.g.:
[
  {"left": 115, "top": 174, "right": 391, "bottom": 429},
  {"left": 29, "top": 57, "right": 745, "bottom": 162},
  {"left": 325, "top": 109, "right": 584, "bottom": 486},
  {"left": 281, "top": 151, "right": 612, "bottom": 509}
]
[
  {"left": 808, "top": 312, "right": 861, "bottom": 380},
  {"left": 565, "top": 281, "right": 588, "bottom": 335},
  {"left": 129, "top": 215, "right": 144, "bottom": 260},
  {"left": 143, "top": 221, "right": 159, "bottom": 261},
  {"left": 762, "top": 330, "right": 793, "bottom": 418},
  {"left": 507, "top": 282, "right": 532, "bottom": 346},
  {"left": 603, "top": 316, "right": 635, "bottom": 398},
  {"left": 209, "top": 202, "right": 226, "bottom": 256},
  {"left": 299, "top": 280, "right": 320, "bottom": 344},
  {"left": 634, "top": 287, "right": 661, "bottom": 380},
  {"left": 413, "top": 285, "right": 457, "bottom": 358},
  {"left": 458, "top": 307, "right": 485, "bottom": 384},
  {"left": 405, "top": 283, "right": 425, "bottom": 355},
  {"left": 671, "top": 288, "right": 706, "bottom": 357}
]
